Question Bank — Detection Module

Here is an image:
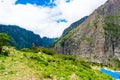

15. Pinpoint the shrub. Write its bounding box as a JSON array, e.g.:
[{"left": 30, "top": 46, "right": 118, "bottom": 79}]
[
  {"left": 32, "top": 43, "right": 39, "bottom": 53},
  {"left": 0, "top": 33, "right": 10, "bottom": 53},
  {"left": 2, "top": 50, "right": 10, "bottom": 56},
  {"left": 40, "top": 47, "right": 55, "bottom": 55},
  {"left": 21, "top": 48, "right": 31, "bottom": 52},
  {"left": 62, "top": 55, "right": 76, "bottom": 61}
]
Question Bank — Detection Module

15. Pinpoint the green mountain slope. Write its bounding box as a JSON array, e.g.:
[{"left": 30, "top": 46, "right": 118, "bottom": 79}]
[
  {"left": 62, "top": 16, "right": 88, "bottom": 36},
  {"left": 0, "top": 25, "right": 57, "bottom": 49},
  {"left": 0, "top": 46, "right": 113, "bottom": 80}
]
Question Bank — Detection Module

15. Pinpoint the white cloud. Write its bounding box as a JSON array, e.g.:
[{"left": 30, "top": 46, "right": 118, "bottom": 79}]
[{"left": 0, "top": 0, "right": 107, "bottom": 38}]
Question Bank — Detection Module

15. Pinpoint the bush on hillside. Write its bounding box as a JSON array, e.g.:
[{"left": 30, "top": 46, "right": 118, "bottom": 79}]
[
  {"left": 62, "top": 55, "right": 76, "bottom": 61},
  {"left": 0, "top": 33, "right": 10, "bottom": 53},
  {"left": 2, "top": 50, "right": 10, "bottom": 56},
  {"left": 42, "top": 48, "right": 55, "bottom": 55},
  {"left": 2, "top": 46, "right": 11, "bottom": 56},
  {"left": 39, "top": 47, "right": 55, "bottom": 55},
  {"left": 21, "top": 48, "right": 31, "bottom": 52},
  {"left": 32, "top": 43, "right": 39, "bottom": 53}
]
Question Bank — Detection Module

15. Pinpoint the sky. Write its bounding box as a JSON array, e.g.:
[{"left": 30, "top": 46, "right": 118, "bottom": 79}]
[{"left": 0, "top": 0, "right": 108, "bottom": 38}]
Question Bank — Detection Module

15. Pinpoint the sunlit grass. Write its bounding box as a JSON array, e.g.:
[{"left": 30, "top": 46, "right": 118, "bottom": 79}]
[{"left": 0, "top": 46, "right": 113, "bottom": 80}]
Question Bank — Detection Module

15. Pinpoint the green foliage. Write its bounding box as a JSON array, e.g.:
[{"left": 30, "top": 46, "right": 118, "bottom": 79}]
[
  {"left": 21, "top": 48, "right": 31, "bottom": 52},
  {"left": 0, "top": 33, "right": 10, "bottom": 53},
  {"left": 0, "top": 63, "right": 5, "bottom": 70},
  {"left": 40, "top": 47, "right": 55, "bottom": 55},
  {"left": 0, "top": 33, "right": 10, "bottom": 46},
  {"left": 93, "top": 20, "right": 99, "bottom": 29},
  {"left": 111, "top": 59, "right": 120, "bottom": 70},
  {"left": 82, "top": 38, "right": 93, "bottom": 43},
  {"left": 104, "top": 16, "right": 120, "bottom": 38},
  {"left": 103, "top": 16, "right": 120, "bottom": 53},
  {"left": 32, "top": 43, "right": 39, "bottom": 53},
  {"left": 0, "top": 46, "right": 113, "bottom": 80},
  {"left": 31, "top": 43, "right": 55, "bottom": 55},
  {"left": 56, "top": 54, "right": 76, "bottom": 61},
  {"left": 2, "top": 50, "right": 10, "bottom": 56}
]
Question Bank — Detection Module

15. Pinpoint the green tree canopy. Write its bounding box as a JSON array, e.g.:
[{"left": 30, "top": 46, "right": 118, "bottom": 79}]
[{"left": 0, "top": 33, "right": 10, "bottom": 53}]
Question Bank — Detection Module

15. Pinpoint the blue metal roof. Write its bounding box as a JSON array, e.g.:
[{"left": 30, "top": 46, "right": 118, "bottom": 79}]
[{"left": 100, "top": 68, "right": 120, "bottom": 79}]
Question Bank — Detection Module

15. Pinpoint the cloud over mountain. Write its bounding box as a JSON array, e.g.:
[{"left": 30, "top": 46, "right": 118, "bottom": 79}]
[{"left": 0, "top": 0, "right": 107, "bottom": 38}]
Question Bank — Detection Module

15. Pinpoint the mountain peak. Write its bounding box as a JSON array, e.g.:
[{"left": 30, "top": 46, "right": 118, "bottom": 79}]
[{"left": 96, "top": 0, "right": 120, "bottom": 15}]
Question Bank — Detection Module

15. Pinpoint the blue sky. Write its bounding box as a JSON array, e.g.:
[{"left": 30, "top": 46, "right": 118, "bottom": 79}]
[
  {"left": 15, "top": 0, "right": 68, "bottom": 23},
  {"left": 15, "top": 0, "right": 71, "bottom": 7},
  {"left": 0, "top": 0, "right": 107, "bottom": 38},
  {"left": 15, "top": 0, "right": 56, "bottom": 8}
]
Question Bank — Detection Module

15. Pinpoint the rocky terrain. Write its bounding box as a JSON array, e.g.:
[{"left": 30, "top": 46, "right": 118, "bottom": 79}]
[{"left": 54, "top": 0, "right": 120, "bottom": 64}]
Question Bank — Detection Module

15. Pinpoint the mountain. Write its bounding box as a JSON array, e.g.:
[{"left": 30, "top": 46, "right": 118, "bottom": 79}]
[
  {"left": 42, "top": 37, "right": 57, "bottom": 47},
  {"left": 50, "top": 16, "right": 88, "bottom": 48},
  {"left": 54, "top": 0, "right": 120, "bottom": 64},
  {"left": 62, "top": 16, "right": 88, "bottom": 36},
  {"left": 0, "top": 25, "right": 56, "bottom": 49}
]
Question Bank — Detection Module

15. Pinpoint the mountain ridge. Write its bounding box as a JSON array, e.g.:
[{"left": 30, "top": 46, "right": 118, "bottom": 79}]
[
  {"left": 54, "top": 0, "right": 120, "bottom": 64},
  {"left": 0, "top": 24, "right": 56, "bottom": 49},
  {"left": 62, "top": 16, "right": 88, "bottom": 36}
]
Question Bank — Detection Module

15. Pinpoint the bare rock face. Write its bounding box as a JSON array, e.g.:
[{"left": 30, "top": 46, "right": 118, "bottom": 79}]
[
  {"left": 109, "top": 0, "right": 120, "bottom": 5},
  {"left": 54, "top": 0, "right": 120, "bottom": 64},
  {"left": 98, "top": 0, "right": 120, "bottom": 16}
]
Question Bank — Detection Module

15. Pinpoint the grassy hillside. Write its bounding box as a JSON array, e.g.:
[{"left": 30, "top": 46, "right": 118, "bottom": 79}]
[{"left": 0, "top": 46, "right": 113, "bottom": 80}]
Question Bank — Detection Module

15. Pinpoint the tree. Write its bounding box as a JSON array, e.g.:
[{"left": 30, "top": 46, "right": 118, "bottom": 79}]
[
  {"left": 32, "top": 43, "right": 39, "bottom": 53},
  {"left": 0, "top": 33, "right": 10, "bottom": 53}
]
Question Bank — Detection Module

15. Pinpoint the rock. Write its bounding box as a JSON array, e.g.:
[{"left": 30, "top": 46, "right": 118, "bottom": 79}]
[{"left": 54, "top": 0, "right": 120, "bottom": 64}]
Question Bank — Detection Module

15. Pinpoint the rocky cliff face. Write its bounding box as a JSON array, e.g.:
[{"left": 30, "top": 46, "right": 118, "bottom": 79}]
[{"left": 54, "top": 0, "right": 120, "bottom": 64}]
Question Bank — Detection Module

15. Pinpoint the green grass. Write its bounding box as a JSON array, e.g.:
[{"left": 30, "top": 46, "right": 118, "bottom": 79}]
[{"left": 0, "top": 46, "right": 113, "bottom": 80}]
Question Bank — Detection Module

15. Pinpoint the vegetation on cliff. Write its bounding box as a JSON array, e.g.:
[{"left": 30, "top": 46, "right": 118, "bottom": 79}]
[{"left": 104, "top": 16, "right": 120, "bottom": 54}]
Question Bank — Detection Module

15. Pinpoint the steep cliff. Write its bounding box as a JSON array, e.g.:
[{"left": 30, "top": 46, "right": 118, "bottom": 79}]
[{"left": 54, "top": 0, "right": 120, "bottom": 64}]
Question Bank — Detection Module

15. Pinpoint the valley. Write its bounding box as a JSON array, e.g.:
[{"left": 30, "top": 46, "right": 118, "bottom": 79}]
[{"left": 0, "top": 0, "right": 120, "bottom": 79}]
